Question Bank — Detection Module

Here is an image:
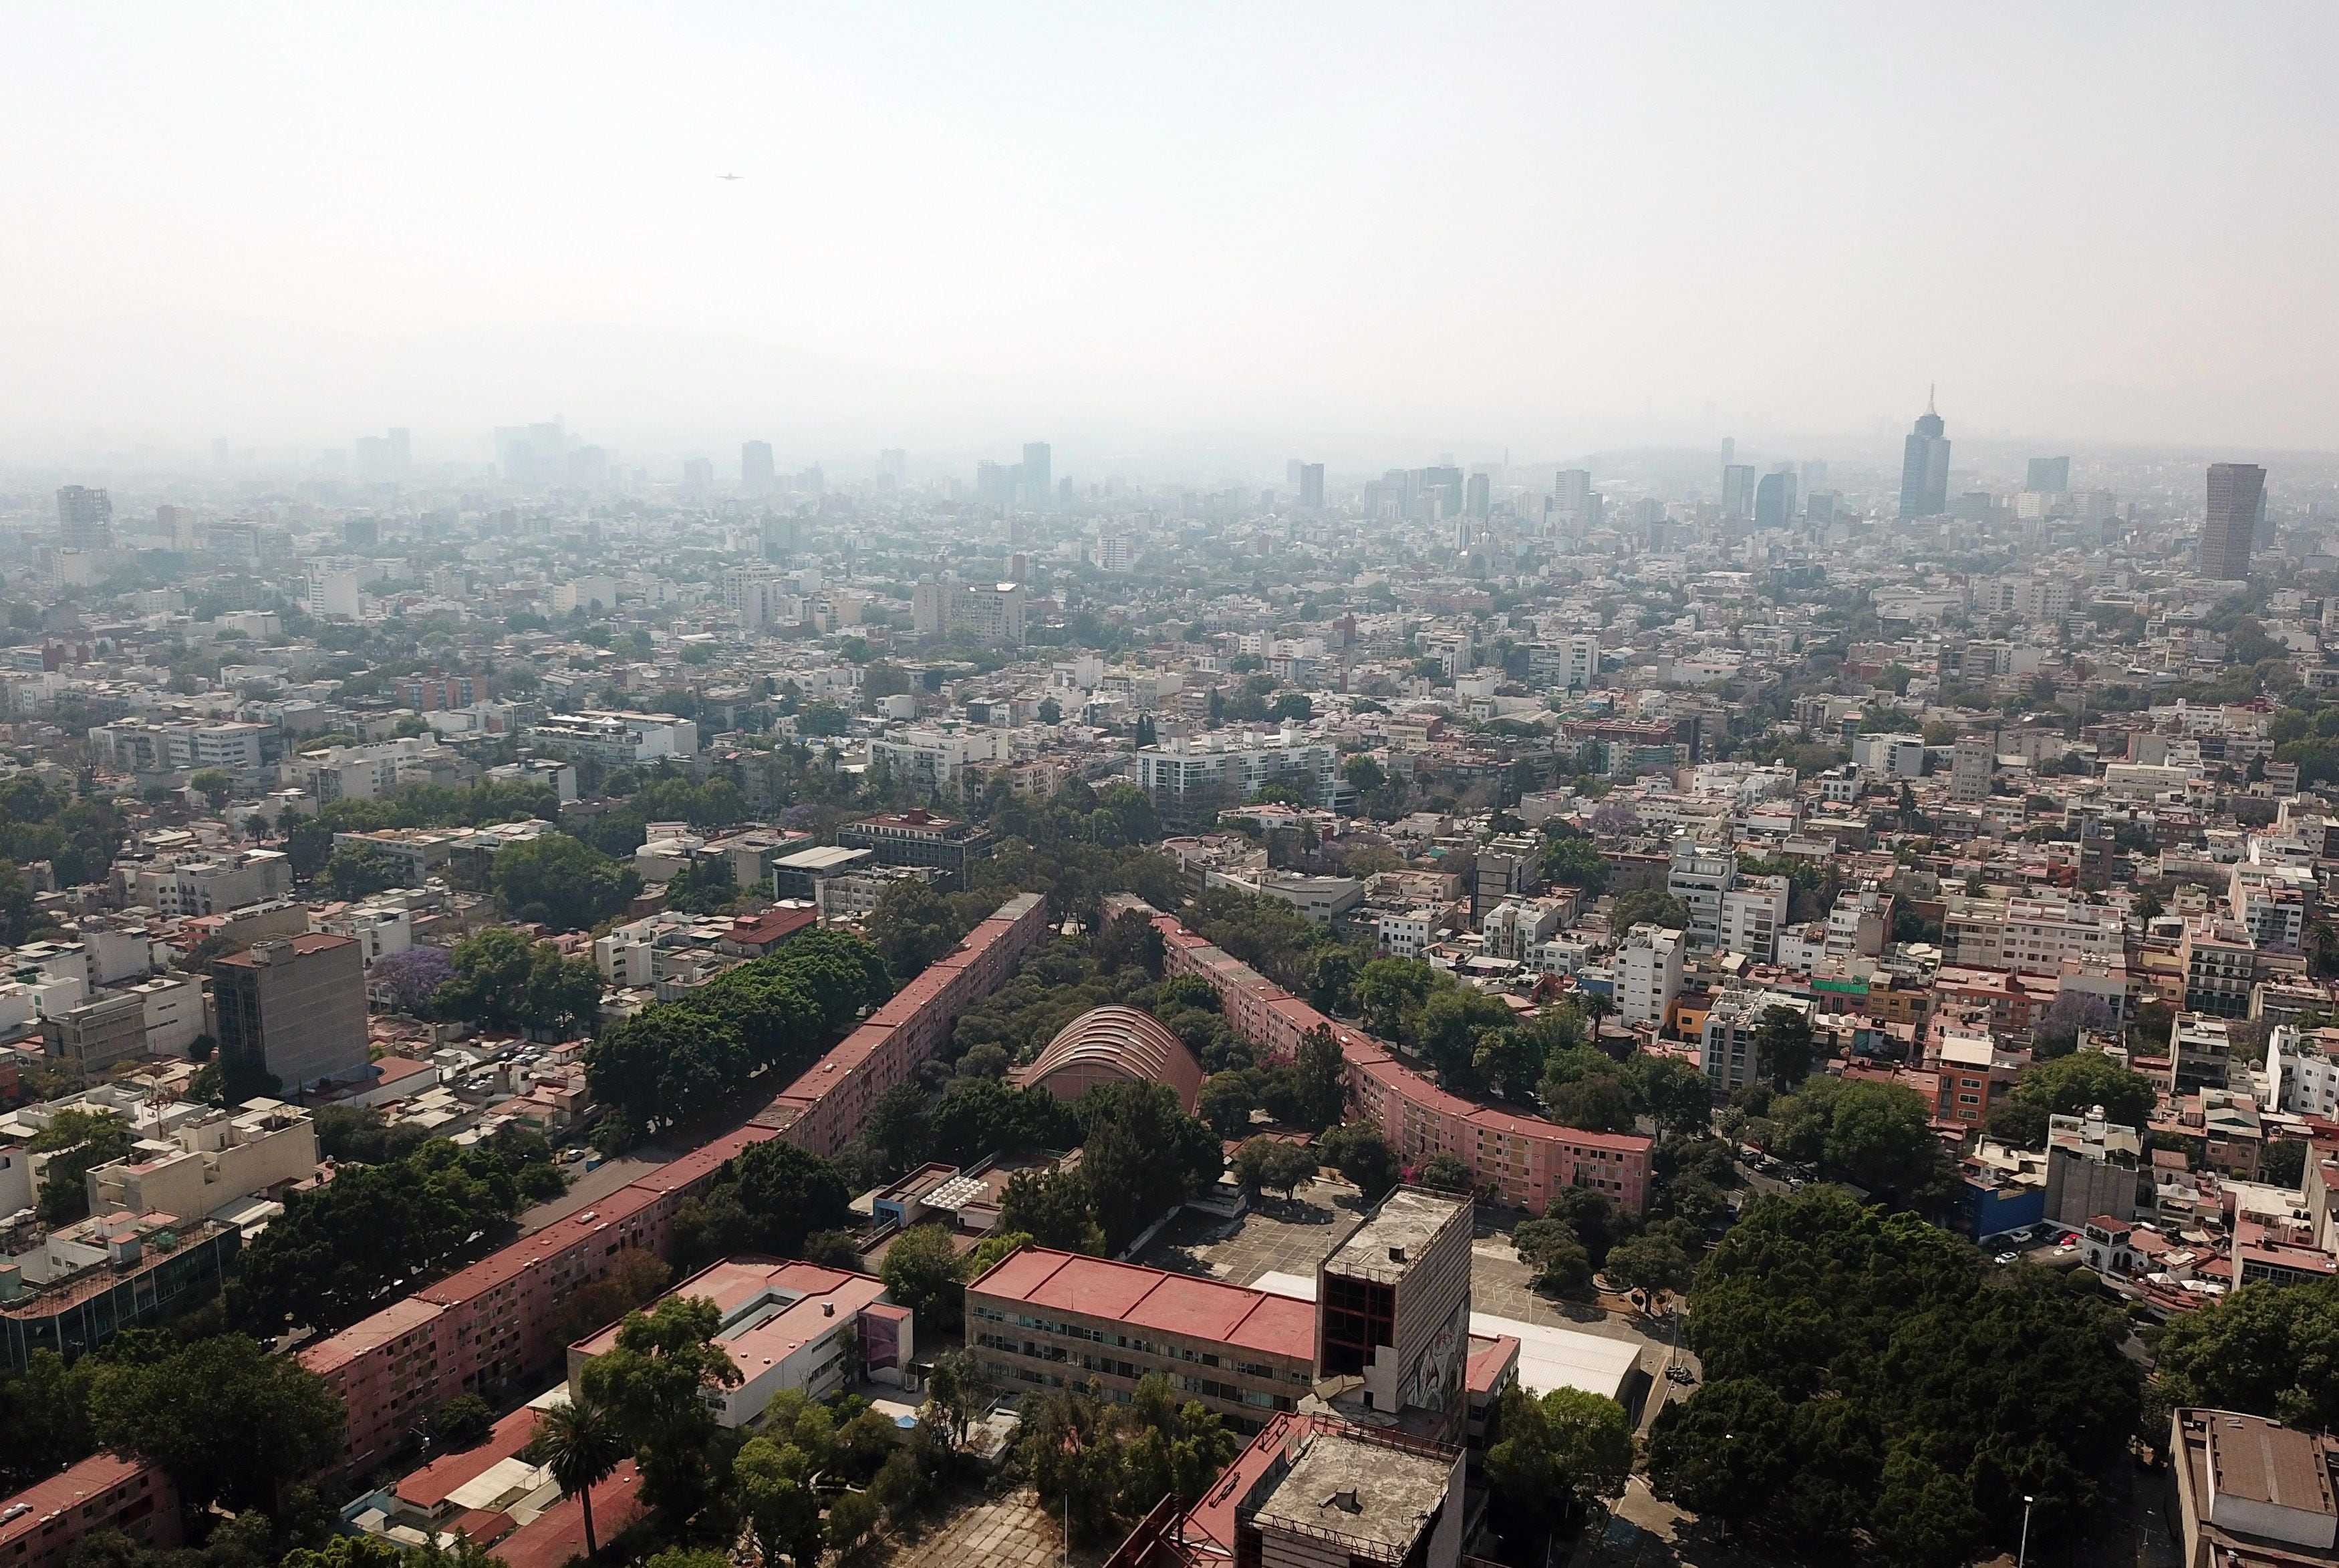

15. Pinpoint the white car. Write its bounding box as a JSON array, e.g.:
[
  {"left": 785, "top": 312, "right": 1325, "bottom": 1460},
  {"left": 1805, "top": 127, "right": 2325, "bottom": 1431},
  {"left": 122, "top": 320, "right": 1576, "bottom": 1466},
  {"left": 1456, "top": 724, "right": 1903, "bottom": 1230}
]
[{"left": 1994, "top": 1251, "right": 2020, "bottom": 1265}]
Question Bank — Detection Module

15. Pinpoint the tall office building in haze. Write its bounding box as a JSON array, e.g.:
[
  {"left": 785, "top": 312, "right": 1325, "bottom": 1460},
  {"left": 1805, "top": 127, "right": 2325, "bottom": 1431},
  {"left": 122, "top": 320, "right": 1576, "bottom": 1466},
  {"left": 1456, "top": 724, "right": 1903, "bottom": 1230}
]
[
  {"left": 1898, "top": 393, "right": 1951, "bottom": 519},
  {"left": 2199, "top": 462, "right": 2267, "bottom": 581},
  {"left": 1021, "top": 442, "right": 1051, "bottom": 508},
  {"left": 57, "top": 486, "right": 114, "bottom": 551},
  {"left": 741, "top": 440, "right": 776, "bottom": 494}
]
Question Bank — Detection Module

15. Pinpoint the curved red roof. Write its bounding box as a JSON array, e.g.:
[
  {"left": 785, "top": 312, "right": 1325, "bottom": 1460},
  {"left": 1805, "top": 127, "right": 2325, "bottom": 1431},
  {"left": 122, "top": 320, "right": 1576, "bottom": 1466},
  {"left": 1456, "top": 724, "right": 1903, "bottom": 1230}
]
[{"left": 1015, "top": 1003, "right": 1204, "bottom": 1112}]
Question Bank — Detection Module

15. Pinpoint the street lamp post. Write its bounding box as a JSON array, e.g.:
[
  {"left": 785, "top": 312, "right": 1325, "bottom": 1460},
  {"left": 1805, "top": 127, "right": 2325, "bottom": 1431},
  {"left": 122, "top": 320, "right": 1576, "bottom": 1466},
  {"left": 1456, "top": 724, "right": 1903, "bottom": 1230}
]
[{"left": 2018, "top": 1494, "right": 2035, "bottom": 1568}]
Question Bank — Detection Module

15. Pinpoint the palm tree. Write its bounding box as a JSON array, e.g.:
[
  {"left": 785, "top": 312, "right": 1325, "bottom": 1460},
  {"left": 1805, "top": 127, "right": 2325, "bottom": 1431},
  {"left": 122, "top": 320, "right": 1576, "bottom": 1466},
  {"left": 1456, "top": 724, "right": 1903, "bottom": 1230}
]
[{"left": 531, "top": 1395, "right": 627, "bottom": 1561}]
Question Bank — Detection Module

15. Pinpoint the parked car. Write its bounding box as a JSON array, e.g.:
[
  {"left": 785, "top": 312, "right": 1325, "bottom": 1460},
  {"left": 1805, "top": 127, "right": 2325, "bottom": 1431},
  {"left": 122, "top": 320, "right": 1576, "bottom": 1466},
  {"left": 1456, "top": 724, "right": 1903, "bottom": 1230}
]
[{"left": 1994, "top": 1251, "right": 2020, "bottom": 1265}]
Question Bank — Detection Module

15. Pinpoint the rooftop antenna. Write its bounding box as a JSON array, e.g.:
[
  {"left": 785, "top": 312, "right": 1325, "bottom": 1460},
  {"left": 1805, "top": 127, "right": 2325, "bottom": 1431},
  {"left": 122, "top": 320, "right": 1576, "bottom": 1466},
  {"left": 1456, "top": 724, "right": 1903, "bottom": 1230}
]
[{"left": 1927, "top": 383, "right": 1938, "bottom": 416}]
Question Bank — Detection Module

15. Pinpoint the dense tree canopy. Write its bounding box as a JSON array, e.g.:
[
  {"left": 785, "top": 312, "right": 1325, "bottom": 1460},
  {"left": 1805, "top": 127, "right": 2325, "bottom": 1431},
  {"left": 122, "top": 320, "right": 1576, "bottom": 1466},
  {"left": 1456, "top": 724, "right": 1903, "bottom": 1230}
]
[
  {"left": 584, "top": 929, "right": 889, "bottom": 1139},
  {"left": 489, "top": 833, "right": 642, "bottom": 929},
  {"left": 229, "top": 1129, "right": 565, "bottom": 1333},
  {"left": 2153, "top": 1277, "right": 2339, "bottom": 1435},
  {"left": 1647, "top": 1189, "right": 2138, "bottom": 1566},
  {"left": 432, "top": 927, "right": 603, "bottom": 1037}
]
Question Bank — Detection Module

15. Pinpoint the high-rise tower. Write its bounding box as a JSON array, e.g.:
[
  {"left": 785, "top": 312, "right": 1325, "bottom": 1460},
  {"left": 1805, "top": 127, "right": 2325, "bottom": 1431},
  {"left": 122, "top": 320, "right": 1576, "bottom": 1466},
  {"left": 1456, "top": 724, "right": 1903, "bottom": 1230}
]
[
  {"left": 2199, "top": 462, "right": 2267, "bottom": 581},
  {"left": 56, "top": 486, "right": 114, "bottom": 551},
  {"left": 1898, "top": 389, "right": 1951, "bottom": 519}
]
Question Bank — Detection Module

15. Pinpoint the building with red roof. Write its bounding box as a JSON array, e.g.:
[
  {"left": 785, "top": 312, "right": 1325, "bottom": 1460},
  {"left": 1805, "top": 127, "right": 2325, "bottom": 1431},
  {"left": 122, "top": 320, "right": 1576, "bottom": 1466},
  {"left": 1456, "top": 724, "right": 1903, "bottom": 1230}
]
[
  {"left": 968, "top": 1247, "right": 1319, "bottom": 1434},
  {"left": 1109, "top": 895, "right": 1651, "bottom": 1213},
  {"left": 299, "top": 893, "right": 1053, "bottom": 1481},
  {"left": 0, "top": 1454, "right": 178, "bottom": 1568}
]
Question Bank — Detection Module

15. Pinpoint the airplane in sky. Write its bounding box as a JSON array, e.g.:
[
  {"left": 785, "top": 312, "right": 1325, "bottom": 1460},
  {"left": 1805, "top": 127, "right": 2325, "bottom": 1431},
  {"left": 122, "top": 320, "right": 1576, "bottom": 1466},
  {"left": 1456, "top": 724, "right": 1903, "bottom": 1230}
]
[{"left": 716, "top": 173, "right": 744, "bottom": 182}]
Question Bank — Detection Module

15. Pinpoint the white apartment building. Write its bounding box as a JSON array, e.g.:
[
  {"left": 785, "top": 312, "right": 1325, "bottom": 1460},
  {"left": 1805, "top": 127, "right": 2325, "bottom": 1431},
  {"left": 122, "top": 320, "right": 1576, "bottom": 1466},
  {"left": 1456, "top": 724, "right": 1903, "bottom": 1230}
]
[
  {"left": 1135, "top": 728, "right": 1340, "bottom": 818},
  {"left": 1719, "top": 877, "right": 1790, "bottom": 964},
  {"left": 1943, "top": 894, "right": 2122, "bottom": 975},
  {"left": 722, "top": 567, "right": 797, "bottom": 633},
  {"left": 522, "top": 712, "right": 699, "bottom": 767},
  {"left": 1850, "top": 732, "right": 1927, "bottom": 779},
  {"left": 1480, "top": 899, "right": 1565, "bottom": 963},
  {"left": 1949, "top": 734, "right": 1994, "bottom": 804},
  {"left": 84, "top": 1101, "right": 319, "bottom": 1223},
  {"left": 1614, "top": 925, "right": 1683, "bottom": 1030},
  {"left": 287, "top": 736, "right": 479, "bottom": 802},
  {"left": 1701, "top": 989, "right": 1808, "bottom": 1093},
  {"left": 1826, "top": 884, "right": 1893, "bottom": 959},
  {"left": 871, "top": 726, "right": 1010, "bottom": 795},
  {"left": 2265, "top": 1025, "right": 2339, "bottom": 1120},
  {"left": 307, "top": 569, "right": 364, "bottom": 619},
  {"left": 549, "top": 576, "right": 621, "bottom": 615},
  {"left": 1379, "top": 908, "right": 1437, "bottom": 960},
  {"left": 88, "top": 718, "right": 273, "bottom": 781},
  {"left": 1526, "top": 635, "right": 1600, "bottom": 691},
  {"left": 130, "top": 850, "right": 292, "bottom": 917},
  {"left": 1665, "top": 839, "right": 1736, "bottom": 953},
  {"left": 910, "top": 578, "right": 1026, "bottom": 645}
]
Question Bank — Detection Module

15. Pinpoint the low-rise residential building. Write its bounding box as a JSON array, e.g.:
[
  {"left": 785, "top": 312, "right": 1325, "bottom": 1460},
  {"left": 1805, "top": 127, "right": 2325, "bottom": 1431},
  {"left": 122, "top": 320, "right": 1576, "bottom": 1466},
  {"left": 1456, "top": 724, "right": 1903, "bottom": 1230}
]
[
  {"left": 834, "top": 809, "right": 996, "bottom": 892},
  {"left": 2181, "top": 915, "right": 2257, "bottom": 1018},
  {"left": 1700, "top": 988, "right": 1807, "bottom": 1094},
  {"left": 2170, "top": 1408, "right": 2339, "bottom": 1568},
  {"left": 568, "top": 1258, "right": 906, "bottom": 1424}
]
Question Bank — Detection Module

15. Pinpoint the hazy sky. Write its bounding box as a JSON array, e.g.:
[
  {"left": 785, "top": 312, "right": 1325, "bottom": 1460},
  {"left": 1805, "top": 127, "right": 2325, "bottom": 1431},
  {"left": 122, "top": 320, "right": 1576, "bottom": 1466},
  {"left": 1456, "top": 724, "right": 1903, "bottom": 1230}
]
[{"left": 7, "top": 3, "right": 2338, "bottom": 462}]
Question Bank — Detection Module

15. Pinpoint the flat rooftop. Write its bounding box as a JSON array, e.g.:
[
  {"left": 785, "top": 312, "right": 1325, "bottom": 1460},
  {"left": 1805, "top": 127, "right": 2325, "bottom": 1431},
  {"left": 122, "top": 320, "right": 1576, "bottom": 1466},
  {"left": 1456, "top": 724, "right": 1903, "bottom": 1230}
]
[
  {"left": 1324, "top": 1188, "right": 1466, "bottom": 1283},
  {"left": 573, "top": 1259, "right": 885, "bottom": 1368},
  {"left": 1247, "top": 1422, "right": 1453, "bottom": 1561}
]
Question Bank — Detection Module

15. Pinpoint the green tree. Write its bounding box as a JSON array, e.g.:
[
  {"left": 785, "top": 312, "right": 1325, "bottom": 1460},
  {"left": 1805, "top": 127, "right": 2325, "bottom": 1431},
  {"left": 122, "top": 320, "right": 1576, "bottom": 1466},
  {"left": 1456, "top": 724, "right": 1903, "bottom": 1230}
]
[
  {"left": 1318, "top": 1121, "right": 1397, "bottom": 1200},
  {"left": 734, "top": 1436, "right": 824, "bottom": 1568},
  {"left": 87, "top": 1333, "right": 344, "bottom": 1514},
  {"left": 31, "top": 1109, "right": 134, "bottom": 1225},
  {"left": 1194, "top": 1070, "right": 1259, "bottom": 1139},
  {"left": 1636, "top": 1053, "right": 1713, "bottom": 1136},
  {"left": 489, "top": 834, "right": 641, "bottom": 930},
  {"left": 2013, "top": 1050, "right": 2159, "bottom": 1132},
  {"left": 826, "top": 1488, "right": 881, "bottom": 1561},
  {"left": 2153, "top": 1277, "right": 2339, "bottom": 1433},
  {"left": 1609, "top": 888, "right": 1689, "bottom": 931},
  {"left": 529, "top": 1395, "right": 628, "bottom": 1561},
  {"left": 1754, "top": 1004, "right": 1816, "bottom": 1090},
  {"left": 1418, "top": 1152, "right": 1472, "bottom": 1193},
  {"left": 692, "top": 1139, "right": 853, "bottom": 1263},
  {"left": 1484, "top": 1385, "right": 1633, "bottom": 1543},
  {"left": 1513, "top": 1217, "right": 1593, "bottom": 1295},
  {"left": 321, "top": 843, "right": 402, "bottom": 899},
  {"left": 188, "top": 769, "right": 234, "bottom": 810},
  {"left": 879, "top": 1223, "right": 970, "bottom": 1334},
  {"left": 922, "top": 1349, "right": 997, "bottom": 1453},
  {"left": 1604, "top": 1231, "right": 1695, "bottom": 1294},
  {"left": 579, "top": 1297, "right": 742, "bottom": 1521},
  {"left": 996, "top": 1168, "right": 1105, "bottom": 1254},
  {"left": 662, "top": 856, "right": 738, "bottom": 915},
  {"left": 1075, "top": 1080, "right": 1222, "bottom": 1251},
  {"left": 431, "top": 1392, "right": 495, "bottom": 1450},
  {"left": 865, "top": 879, "right": 965, "bottom": 979},
  {"left": 1355, "top": 957, "right": 1438, "bottom": 1040}
]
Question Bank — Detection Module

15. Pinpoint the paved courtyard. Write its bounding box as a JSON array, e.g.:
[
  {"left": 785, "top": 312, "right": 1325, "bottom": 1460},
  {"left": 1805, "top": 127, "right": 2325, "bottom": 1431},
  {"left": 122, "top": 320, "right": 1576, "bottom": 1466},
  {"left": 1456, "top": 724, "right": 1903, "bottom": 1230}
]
[
  {"left": 1141, "top": 1191, "right": 1694, "bottom": 1433},
  {"left": 873, "top": 1488, "right": 1106, "bottom": 1568}
]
